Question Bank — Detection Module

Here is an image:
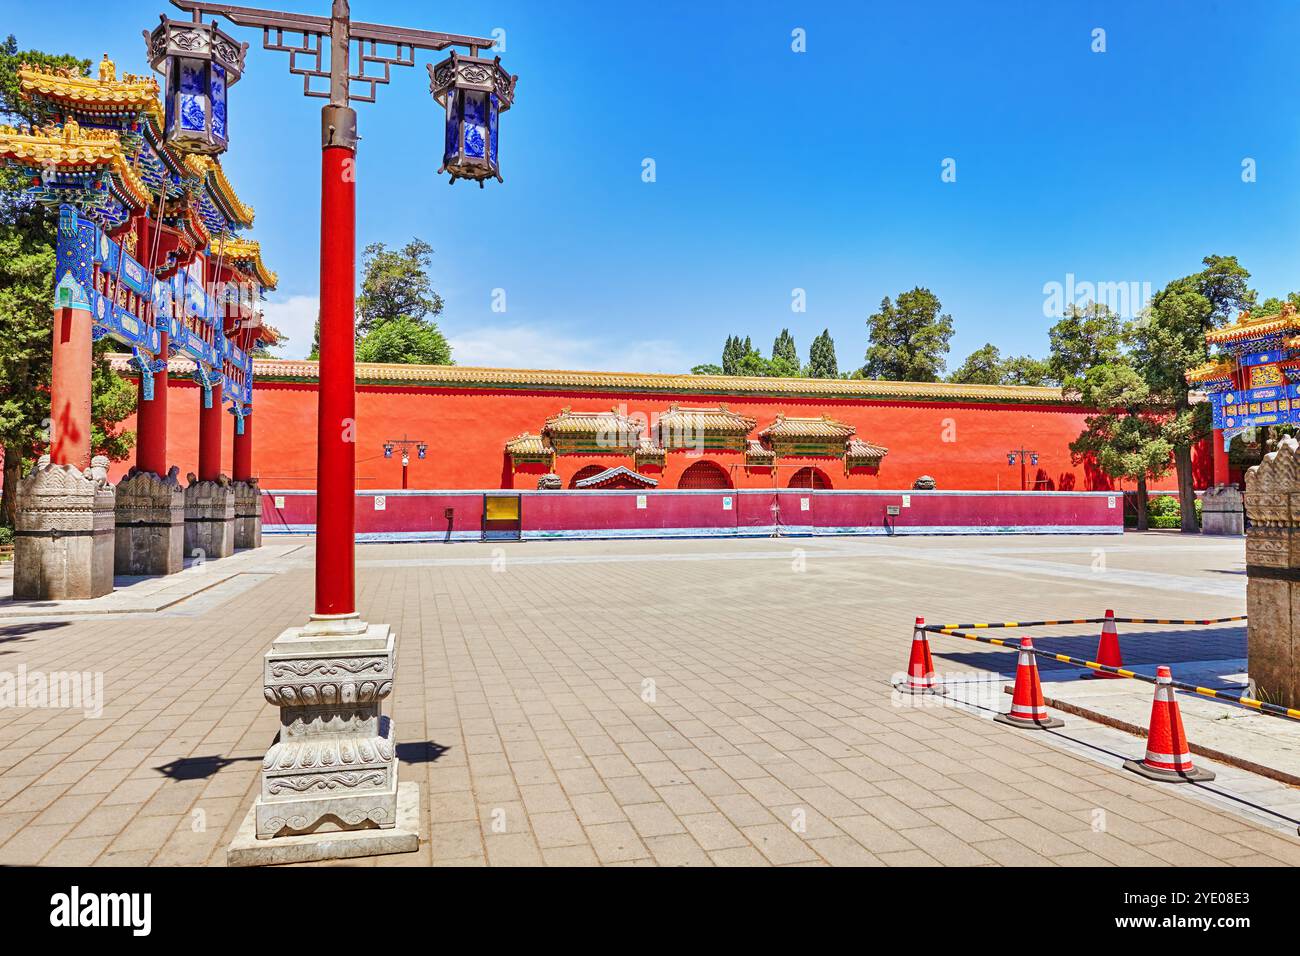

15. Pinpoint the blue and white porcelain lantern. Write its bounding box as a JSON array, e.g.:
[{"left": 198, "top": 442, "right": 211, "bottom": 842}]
[
  {"left": 144, "top": 16, "right": 247, "bottom": 156},
  {"left": 428, "top": 52, "right": 517, "bottom": 186}
]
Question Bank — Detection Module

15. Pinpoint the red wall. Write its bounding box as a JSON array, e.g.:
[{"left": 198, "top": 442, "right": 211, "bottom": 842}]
[
  {"left": 262, "top": 489, "right": 1122, "bottom": 540},
  {"left": 110, "top": 378, "right": 1209, "bottom": 493}
]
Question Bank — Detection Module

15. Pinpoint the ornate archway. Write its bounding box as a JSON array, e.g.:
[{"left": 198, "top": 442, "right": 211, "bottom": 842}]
[
  {"left": 788, "top": 467, "right": 832, "bottom": 490},
  {"left": 678, "top": 460, "right": 732, "bottom": 489}
]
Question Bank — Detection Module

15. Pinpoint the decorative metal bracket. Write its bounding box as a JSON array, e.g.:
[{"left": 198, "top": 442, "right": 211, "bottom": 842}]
[
  {"left": 168, "top": 0, "right": 495, "bottom": 105},
  {"left": 228, "top": 400, "right": 250, "bottom": 434},
  {"left": 193, "top": 365, "right": 221, "bottom": 407}
]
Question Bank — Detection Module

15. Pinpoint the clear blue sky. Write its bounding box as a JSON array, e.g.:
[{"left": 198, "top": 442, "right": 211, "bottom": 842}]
[{"left": 7, "top": 0, "right": 1300, "bottom": 372}]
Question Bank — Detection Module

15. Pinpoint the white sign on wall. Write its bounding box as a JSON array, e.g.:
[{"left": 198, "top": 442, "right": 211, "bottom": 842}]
[
  {"left": 273, "top": 496, "right": 285, "bottom": 509},
  {"left": 902, "top": 495, "right": 911, "bottom": 508},
  {"left": 722, "top": 497, "right": 733, "bottom": 511},
  {"left": 374, "top": 496, "right": 387, "bottom": 511},
  {"left": 1108, "top": 496, "right": 1117, "bottom": 509},
  {"left": 636, "top": 495, "right": 647, "bottom": 509},
  {"left": 800, "top": 497, "right": 810, "bottom": 511}
]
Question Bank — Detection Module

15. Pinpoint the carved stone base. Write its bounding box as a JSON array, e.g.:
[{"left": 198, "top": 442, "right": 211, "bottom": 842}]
[
  {"left": 252, "top": 617, "right": 410, "bottom": 855},
  {"left": 114, "top": 467, "right": 185, "bottom": 576},
  {"left": 232, "top": 479, "right": 262, "bottom": 550},
  {"left": 1201, "top": 484, "right": 1244, "bottom": 536},
  {"left": 184, "top": 475, "right": 235, "bottom": 560},
  {"left": 14, "top": 456, "right": 115, "bottom": 600},
  {"left": 1245, "top": 438, "right": 1300, "bottom": 709}
]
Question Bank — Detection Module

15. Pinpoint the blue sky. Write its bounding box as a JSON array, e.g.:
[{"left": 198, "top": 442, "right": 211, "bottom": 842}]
[{"left": 7, "top": 0, "right": 1300, "bottom": 372}]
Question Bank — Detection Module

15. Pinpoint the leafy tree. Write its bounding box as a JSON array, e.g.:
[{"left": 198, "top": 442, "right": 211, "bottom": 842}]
[
  {"left": 1069, "top": 361, "right": 1172, "bottom": 531},
  {"left": 690, "top": 363, "right": 723, "bottom": 375},
  {"left": 1130, "top": 255, "right": 1255, "bottom": 532},
  {"left": 1, "top": 39, "right": 133, "bottom": 525},
  {"left": 863, "top": 287, "right": 953, "bottom": 382},
  {"left": 355, "top": 239, "right": 442, "bottom": 337},
  {"left": 948, "top": 343, "right": 1003, "bottom": 385},
  {"left": 355, "top": 314, "right": 452, "bottom": 365},
  {"left": 721, "top": 335, "right": 741, "bottom": 375},
  {"left": 807, "top": 329, "right": 839, "bottom": 378},
  {"left": 1047, "top": 301, "right": 1124, "bottom": 389},
  {"left": 772, "top": 329, "right": 799, "bottom": 368},
  {"left": 1001, "top": 354, "right": 1055, "bottom": 386}
]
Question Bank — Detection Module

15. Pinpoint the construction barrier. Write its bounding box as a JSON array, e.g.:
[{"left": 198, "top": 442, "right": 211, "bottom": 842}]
[
  {"left": 924, "top": 615, "right": 1246, "bottom": 630},
  {"left": 927, "top": 623, "right": 1300, "bottom": 722}
]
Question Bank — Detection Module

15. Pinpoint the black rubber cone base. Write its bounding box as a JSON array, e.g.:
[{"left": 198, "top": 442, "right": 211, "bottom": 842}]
[
  {"left": 1123, "top": 758, "right": 1215, "bottom": 783},
  {"left": 995, "top": 712, "right": 1064, "bottom": 730}
]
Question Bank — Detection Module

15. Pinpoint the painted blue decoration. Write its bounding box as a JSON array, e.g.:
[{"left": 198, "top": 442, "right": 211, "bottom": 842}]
[
  {"left": 463, "top": 92, "right": 486, "bottom": 159},
  {"left": 489, "top": 94, "right": 499, "bottom": 168},
  {"left": 211, "top": 63, "right": 227, "bottom": 142}
]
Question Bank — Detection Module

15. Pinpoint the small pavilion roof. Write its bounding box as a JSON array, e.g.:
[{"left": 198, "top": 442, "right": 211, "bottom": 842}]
[
  {"left": 1184, "top": 360, "right": 1235, "bottom": 386},
  {"left": 211, "top": 237, "right": 278, "bottom": 290},
  {"left": 573, "top": 466, "right": 658, "bottom": 489},
  {"left": 656, "top": 404, "right": 756, "bottom": 435},
  {"left": 543, "top": 407, "right": 643, "bottom": 439},
  {"left": 505, "top": 433, "right": 550, "bottom": 456},
  {"left": 845, "top": 437, "right": 889, "bottom": 461},
  {"left": 18, "top": 60, "right": 162, "bottom": 122},
  {"left": 758, "top": 414, "right": 856, "bottom": 441},
  {"left": 1205, "top": 305, "right": 1300, "bottom": 346}
]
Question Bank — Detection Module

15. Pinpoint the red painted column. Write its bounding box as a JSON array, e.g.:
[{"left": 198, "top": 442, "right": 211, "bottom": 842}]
[
  {"left": 136, "top": 330, "right": 169, "bottom": 476},
  {"left": 50, "top": 305, "right": 93, "bottom": 470},
  {"left": 135, "top": 215, "right": 169, "bottom": 475},
  {"left": 1212, "top": 428, "right": 1231, "bottom": 486},
  {"left": 314, "top": 141, "right": 357, "bottom": 617},
  {"left": 198, "top": 382, "right": 223, "bottom": 481},
  {"left": 233, "top": 411, "right": 253, "bottom": 482}
]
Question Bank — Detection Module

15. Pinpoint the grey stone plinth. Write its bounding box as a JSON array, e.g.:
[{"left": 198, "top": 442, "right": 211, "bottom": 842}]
[
  {"left": 184, "top": 474, "right": 235, "bottom": 560},
  {"left": 232, "top": 479, "right": 262, "bottom": 550},
  {"left": 249, "top": 617, "right": 414, "bottom": 860},
  {"left": 1202, "top": 484, "right": 1245, "bottom": 536},
  {"left": 114, "top": 467, "right": 185, "bottom": 576},
  {"left": 228, "top": 781, "right": 419, "bottom": 867},
  {"left": 14, "top": 455, "right": 115, "bottom": 600},
  {"left": 1245, "top": 438, "right": 1300, "bottom": 708}
]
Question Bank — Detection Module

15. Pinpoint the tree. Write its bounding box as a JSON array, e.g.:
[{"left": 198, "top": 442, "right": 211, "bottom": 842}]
[
  {"left": 772, "top": 329, "right": 798, "bottom": 368},
  {"left": 330, "top": 237, "right": 454, "bottom": 366},
  {"left": 1070, "top": 361, "right": 1173, "bottom": 531},
  {"left": 863, "top": 287, "right": 953, "bottom": 382},
  {"left": 690, "top": 363, "right": 723, "bottom": 375},
  {"left": 0, "top": 39, "right": 133, "bottom": 526},
  {"left": 1001, "top": 354, "right": 1054, "bottom": 386},
  {"left": 807, "top": 329, "right": 839, "bottom": 378},
  {"left": 948, "top": 343, "right": 1003, "bottom": 385},
  {"left": 1130, "top": 255, "right": 1255, "bottom": 532},
  {"left": 355, "top": 314, "right": 451, "bottom": 365},
  {"left": 1047, "top": 301, "right": 1123, "bottom": 389},
  {"left": 355, "top": 239, "right": 442, "bottom": 337}
]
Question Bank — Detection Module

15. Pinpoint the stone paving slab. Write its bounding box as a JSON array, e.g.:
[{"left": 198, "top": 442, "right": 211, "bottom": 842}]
[
  {"left": 0, "top": 531, "right": 1296, "bottom": 867},
  {"left": 0, "top": 544, "right": 305, "bottom": 618}
]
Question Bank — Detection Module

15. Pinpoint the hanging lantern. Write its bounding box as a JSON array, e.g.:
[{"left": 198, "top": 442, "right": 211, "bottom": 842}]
[
  {"left": 384, "top": 443, "right": 394, "bottom": 459},
  {"left": 144, "top": 15, "right": 248, "bottom": 156},
  {"left": 1007, "top": 452, "right": 1016, "bottom": 466},
  {"left": 428, "top": 51, "right": 517, "bottom": 186},
  {"left": 1030, "top": 452, "right": 1039, "bottom": 467},
  {"left": 417, "top": 443, "right": 427, "bottom": 460}
]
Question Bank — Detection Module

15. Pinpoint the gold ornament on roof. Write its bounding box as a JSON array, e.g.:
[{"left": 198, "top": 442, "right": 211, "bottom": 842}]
[{"left": 98, "top": 53, "right": 116, "bottom": 83}]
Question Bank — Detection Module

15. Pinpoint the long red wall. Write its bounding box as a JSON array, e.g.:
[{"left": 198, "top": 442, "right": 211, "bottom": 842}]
[
  {"left": 108, "top": 377, "right": 1211, "bottom": 493},
  {"left": 261, "top": 489, "right": 1123, "bottom": 540}
]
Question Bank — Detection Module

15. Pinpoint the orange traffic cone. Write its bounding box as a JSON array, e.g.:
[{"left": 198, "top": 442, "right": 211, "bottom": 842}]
[
  {"left": 1123, "top": 666, "right": 1215, "bottom": 782},
  {"left": 893, "top": 618, "right": 947, "bottom": 695},
  {"left": 1086, "top": 609, "right": 1124, "bottom": 679},
  {"left": 995, "top": 637, "right": 1063, "bottom": 729}
]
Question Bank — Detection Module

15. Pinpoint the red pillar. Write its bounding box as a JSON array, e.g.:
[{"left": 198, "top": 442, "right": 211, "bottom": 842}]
[
  {"left": 50, "top": 305, "right": 93, "bottom": 470},
  {"left": 135, "top": 332, "right": 169, "bottom": 475},
  {"left": 314, "top": 140, "right": 357, "bottom": 617},
  {"left": 1212, "top": 428, "right": 1231, "bottom": 486},
  {"left": 135, "top": 214, "right": 169, "bottom": 475},
  {"left": 233, "top": 411, "right": 253, "bottom": 482},
  {"left": 198, "top": 382, "right": 223, "bottom": 481}
]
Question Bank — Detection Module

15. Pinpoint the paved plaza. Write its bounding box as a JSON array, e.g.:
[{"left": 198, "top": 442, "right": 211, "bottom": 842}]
[{"left": 1, "top": 531, "right": 1298, "bottom": 867}]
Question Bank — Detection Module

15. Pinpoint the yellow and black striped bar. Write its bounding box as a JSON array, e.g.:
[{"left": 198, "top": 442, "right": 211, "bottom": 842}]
[
  {"left": 925, "top": 615, "right": 1246, "bottom": 631},
  {"left": 931, "top": 626, "right": 1300, "bottom": 723}
]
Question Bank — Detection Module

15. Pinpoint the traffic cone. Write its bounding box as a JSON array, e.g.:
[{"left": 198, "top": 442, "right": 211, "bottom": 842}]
[
  {"left": 893, "top": 618, "right": 947, "bottom": 695},
  {"left": 1086, "top": 609, "right": 1124, "bottom": 679},
  {"left": 1123, "top": 666, "right": 1215, "bottom": 782},
  {"left": 995, "top": 637, "right": 1063, "bottom": 729}
]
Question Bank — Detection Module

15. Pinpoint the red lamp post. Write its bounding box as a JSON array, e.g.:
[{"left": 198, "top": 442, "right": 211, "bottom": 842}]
[
  {"left": 1006, "top": 447, "right": 1040, "bottom": 492},
  {"left": 158, "top": 0, "right": 514, "bottom": 622}
]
